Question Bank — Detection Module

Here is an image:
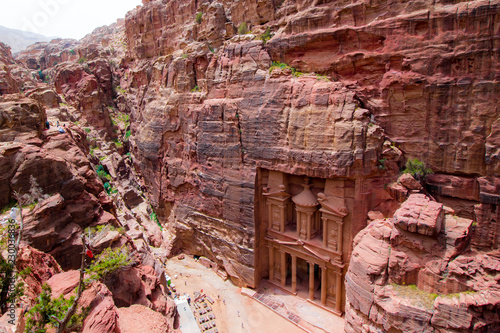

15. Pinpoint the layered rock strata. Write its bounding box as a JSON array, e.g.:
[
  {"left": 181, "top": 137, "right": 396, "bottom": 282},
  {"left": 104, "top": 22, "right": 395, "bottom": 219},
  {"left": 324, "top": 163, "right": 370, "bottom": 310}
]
[
  {"left": 0, "top": 0, "right": 498, "bottom": 330},
  {"left": 345, "top": 194, "right": 500, "bottom": 332}
]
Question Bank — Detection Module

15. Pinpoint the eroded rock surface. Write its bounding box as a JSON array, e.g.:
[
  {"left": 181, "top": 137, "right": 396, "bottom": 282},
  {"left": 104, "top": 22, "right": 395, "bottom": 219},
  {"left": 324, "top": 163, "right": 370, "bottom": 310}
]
[
  {"left": 0, "top": 0, "right": 499, "bottom": 331},
  {"left": 345, "top": 195, "right": 500, "bottom": 333}
]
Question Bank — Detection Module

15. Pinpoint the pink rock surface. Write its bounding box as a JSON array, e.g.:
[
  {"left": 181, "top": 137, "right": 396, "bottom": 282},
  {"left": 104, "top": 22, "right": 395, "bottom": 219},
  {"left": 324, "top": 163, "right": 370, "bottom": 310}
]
[
  {"left": 47, "top": 270, "right": 80, "bottom": 298},
  {"left": 394, "top": 194, "right": 444, "bottom": 236},
  {"left": 398, "top": 173, "right": 422, "bottom": 191},
  {"left": 345, "top": 197, "right": 500, "bottom": 333},
  {"left": 116, "top": 304, "right": 172, "bottom": 333}
]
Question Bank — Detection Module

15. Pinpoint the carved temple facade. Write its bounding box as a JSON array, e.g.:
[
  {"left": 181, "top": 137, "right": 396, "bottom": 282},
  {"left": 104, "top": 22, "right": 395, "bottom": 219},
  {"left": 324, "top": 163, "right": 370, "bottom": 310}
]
[{"left": 255, "top": 169, "right": 358, "bottom": 315}]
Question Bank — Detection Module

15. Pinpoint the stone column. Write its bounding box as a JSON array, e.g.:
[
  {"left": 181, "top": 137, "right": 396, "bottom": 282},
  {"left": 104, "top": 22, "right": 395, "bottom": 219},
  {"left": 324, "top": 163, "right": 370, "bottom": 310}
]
[
  {"left": 280, "top": 204, "right": 286, "bottom": 233},
  {"left": 321, "top": 267, "right": 327, "bottom": 306},
  {"left": 337, "top": 221, "right": 343, "bottom": 254},
  {"left": 322, "top": 217, "right": 328, "bottom": 247},
  {"left": 297, "top": 212, "right": 301, "bottom": 237},
  {"left": 269, "top": 246, "right": 274, "bottom": 281},
  {"left": 336, "top": 273, "right": 342, "bottom": 313},
  {"left": 267, "top": 204, "right": 272, "bottom": 231},
  {"left": 306, "top": 212, "right": 313, "bottom": 240},
  {"left": 291, "top": 255, "right": 297, "bottom": 293},
  {"left": 309, "top": 262, "right": 315, "bottom": 300},
  {"left": 281, "top": 251, "right": 286, "bottom": 287}
]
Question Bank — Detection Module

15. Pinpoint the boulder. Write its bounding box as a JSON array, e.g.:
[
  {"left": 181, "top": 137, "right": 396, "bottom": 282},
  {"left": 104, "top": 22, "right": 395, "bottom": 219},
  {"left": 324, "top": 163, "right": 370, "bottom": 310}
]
[
  {"left": 393, "top": 194, "right": 444, "bottom": 236},
  {"left": 398, "top": 173, "right": 422, "bottom": 191},
  {"left": 47, "top": 270, "right": 80, "bottom": 298}
]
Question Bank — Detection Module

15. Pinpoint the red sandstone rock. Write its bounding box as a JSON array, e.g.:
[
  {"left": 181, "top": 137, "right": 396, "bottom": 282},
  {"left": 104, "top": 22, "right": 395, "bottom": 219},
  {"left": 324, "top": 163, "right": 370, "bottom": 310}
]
[
  {"left": 104, "top": 264, "right": 171, "bottom": 315},
  {"left": 426, "top": 174, "right": 479, "bottom": 201},
  {"left": 82, "top": 294, "right": 118, "bottom": 333},
  {"left": 47, "top": 270, "right": 80, "bottom": 298},
  {"left": 398, "top": 173, "right": 422, "bottom": 191},
  {"left": 53, "top": 62, "right": 114, "bottom": 133},
  {"left": 0, "top": 98, "right": 46, "bottom": 142},
  {"left": 15, "top": 245, "right": 62, "bottom": 307},
  {"left": 346, "top": 195, "right": 500, "bottom": 333},
  {"left": 0, "top": 1, "right": 498, "bottom": 329},
  {"left": 116, "top": 304, "right": 172, "bottom": 333},
  {"left": 393, "top": 194, "right": 444, "bottom": 236}
]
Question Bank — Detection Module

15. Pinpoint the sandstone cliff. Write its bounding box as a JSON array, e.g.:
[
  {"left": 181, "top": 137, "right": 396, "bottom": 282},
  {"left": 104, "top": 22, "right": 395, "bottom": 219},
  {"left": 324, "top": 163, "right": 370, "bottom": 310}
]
[
  {"left": 0, "top": 41, "right": 178, "bottom": 331},
  {"left": 0, "top": 0, "right": 499, "bottom": 331},
  {"left": 116, "top": 0, "right": 500, "bottom": 288}
]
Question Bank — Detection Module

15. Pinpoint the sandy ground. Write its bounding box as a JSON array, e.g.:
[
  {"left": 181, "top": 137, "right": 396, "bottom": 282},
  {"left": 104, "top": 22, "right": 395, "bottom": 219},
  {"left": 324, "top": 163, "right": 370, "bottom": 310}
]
[{"left": 165, "top": 256, "right": 306, "bottom": 333}]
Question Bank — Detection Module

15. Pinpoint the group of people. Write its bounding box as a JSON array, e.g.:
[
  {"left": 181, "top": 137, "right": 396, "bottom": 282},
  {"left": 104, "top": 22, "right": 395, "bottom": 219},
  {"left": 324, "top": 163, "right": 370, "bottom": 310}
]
[{"left": 45, "top": 120, "right": 66, "bottom": 133}]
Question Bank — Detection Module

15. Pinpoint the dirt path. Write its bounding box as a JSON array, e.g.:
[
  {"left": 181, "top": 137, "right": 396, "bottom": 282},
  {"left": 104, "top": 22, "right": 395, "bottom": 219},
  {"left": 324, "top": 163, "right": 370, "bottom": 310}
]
[{"left": 165, "top": 256, "right": 306, "bottom": 333}]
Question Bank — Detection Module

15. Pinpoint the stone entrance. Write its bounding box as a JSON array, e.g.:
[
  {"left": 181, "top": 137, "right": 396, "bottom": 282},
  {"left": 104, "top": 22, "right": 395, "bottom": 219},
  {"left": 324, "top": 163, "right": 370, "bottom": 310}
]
[{"left": 256, "top": 169, "right": 356, "bottom": 315}]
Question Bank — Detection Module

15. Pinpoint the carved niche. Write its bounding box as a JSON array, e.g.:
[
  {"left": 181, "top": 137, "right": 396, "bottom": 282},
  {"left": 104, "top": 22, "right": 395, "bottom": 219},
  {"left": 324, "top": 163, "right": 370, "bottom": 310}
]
[
  {"left": 318, "top": 192, "right": 348, "bottom": 256},
  {"left": 264, "top": 185, "right": 291, "bottom": 233}
]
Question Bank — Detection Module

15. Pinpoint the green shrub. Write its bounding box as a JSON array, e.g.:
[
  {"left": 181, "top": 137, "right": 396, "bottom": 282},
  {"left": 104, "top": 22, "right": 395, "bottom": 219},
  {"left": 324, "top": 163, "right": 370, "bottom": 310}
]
[
  {"left": 196, "top": 12, "right": 203, "bottom": 24},
  {"left": 269, "top": 61, "right": 303, "bottom": 77},
  {"left": 97, "top": 168, "right": 111, "bottom": 181},
  {"left": 118, "top": 113, "right": 130, "bottom": 123},
  {"left": 25, "top": 284, "right": 84, "bottom": 333},
  {"left": 103, "top": 182, "right": 111, "bottom": 194},
  {"left": 150, "top": 211, "right": 158, "bottom": 223},
  {"left": 83, "top": 128, "right": 91, "bottom": 133},
  {"left": 113, "top": 140, "right": 123, "bottom": 148},
  {"left": 259, "top": 28, "right": 273, "bottom": 44},
  {"left": 238, "top": 22, "right": 248, "bottom": 35},
  {"left": 191, "top": 85, "right": 201, "bottom": 92},
  {"left": 150, "top": 211, "right": 163, "bottom": 231},
  {"left": 114, "top": 85, "right": 126, "bottom": 94},
  {"left": 403, "top": 158, "right": 433, "bottom": 181},
  {"left": 316, "top": 74, "right": 331, "bottom": 82},
  {"left": 77, "top": 57, "right": 87, "bottom": 64},
  {"left": 85, "top": 247, "right": 132, "bottom": 284}
]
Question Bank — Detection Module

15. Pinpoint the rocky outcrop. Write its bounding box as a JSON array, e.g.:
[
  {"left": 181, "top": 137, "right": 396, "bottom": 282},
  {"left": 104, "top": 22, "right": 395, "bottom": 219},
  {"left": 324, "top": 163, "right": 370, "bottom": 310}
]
[
  {"left": 0, "top": 43, "right": 21, "bottom": 95},
  {"left": 15, "top": 245, "right": 63, "bottom": 307},
  {"left": 345, "top": 194, "right": 500, "bottom": 333},
  {"left": 1, "top": 0, "right": 499, "bottom": 330},
  {"left": 46, "top": 266, "right": 177, "bottom": 333},
  {"left": 53, "top": 61, "right": 115, "bottom": 133},
  {"left": 116, "top": 304, "right": 174, "bottom": 333}
]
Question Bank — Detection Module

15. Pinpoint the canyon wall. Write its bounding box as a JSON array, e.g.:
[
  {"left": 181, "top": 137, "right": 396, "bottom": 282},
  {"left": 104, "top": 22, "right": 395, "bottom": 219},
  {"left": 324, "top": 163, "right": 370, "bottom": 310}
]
[
  {"left": 2, "top": 0, "right": 499, "bottom": 330},
  {"left": 117, "top": 0, "right": 500, "bottom": 290}
]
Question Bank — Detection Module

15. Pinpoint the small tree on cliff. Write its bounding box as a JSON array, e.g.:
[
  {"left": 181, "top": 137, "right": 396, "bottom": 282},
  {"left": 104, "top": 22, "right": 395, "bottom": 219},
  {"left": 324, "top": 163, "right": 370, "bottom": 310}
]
[
  {"left": 403, "top": 158, "right": 433, "bottom": 182},
  {"left": 25, "top": 237, "right": 132, "bottom": 333}
]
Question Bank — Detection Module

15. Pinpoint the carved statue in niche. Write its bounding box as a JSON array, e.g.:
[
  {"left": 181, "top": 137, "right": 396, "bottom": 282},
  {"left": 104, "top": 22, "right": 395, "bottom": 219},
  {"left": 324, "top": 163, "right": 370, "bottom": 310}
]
[
  {"left": 274, "top": 261, "right": 280, "bottom": 272},
  {"left": 300, "top": 214, "right": 308, "bottom": 238},
  {"left": 328, "top": 271, "right": 337, "bottom": 296},
  {"left": 328, "top": 224, "right": 338, "bottom": 250},
  {"left": 272, "top": 206, "right": 280, "bottom": 231}
]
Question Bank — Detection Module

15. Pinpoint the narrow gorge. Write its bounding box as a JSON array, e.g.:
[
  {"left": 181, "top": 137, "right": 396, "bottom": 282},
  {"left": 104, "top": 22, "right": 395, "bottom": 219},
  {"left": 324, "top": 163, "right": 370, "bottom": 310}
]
[{"left": 0, "top": 0, "right": 499, "bottom": 332}]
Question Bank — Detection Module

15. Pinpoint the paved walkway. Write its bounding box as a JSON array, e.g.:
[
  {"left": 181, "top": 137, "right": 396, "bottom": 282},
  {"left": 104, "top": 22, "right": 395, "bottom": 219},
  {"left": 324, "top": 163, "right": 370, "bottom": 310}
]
[
  {"left": 165, "top": 256, "right": 304, "bottom": 333},
  {"left": 175, "top": 296, "right": 201, "bottom": 333},
  {"left": 251, "top": 281, "right": 345, "bottom": 333}
]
